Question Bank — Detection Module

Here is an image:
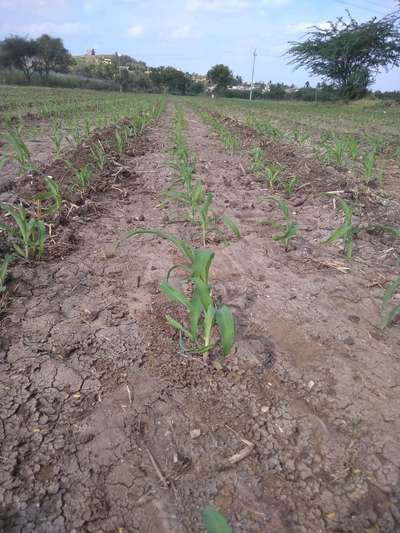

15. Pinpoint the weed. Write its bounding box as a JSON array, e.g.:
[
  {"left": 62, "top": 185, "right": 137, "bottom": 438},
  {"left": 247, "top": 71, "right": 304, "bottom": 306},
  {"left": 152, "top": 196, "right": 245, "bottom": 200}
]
[
  {"left": 0, "top": 254, "right": 12, "bottom": 293},
  {"left": 322, "top": 198, "right": 357, "bottom": 259},
  {"left": 0, "top": 203, "right": 46, "bottom": 259},
  {"left": 265, "top": 198, "right": 297, "bottom": 251}
]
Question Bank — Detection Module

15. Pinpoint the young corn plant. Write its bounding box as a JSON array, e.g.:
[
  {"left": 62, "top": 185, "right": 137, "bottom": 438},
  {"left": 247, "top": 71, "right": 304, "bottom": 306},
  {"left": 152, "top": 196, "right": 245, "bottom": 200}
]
[
  {"left": 382, "top": 260, "right": 400, "bottom": 328},
  {"left": 0, "top": 203, "right": 46, "bottom": 259},
  {"left": 0, "top": 254, "right": 12, "bottom": 293},
  {"left": 51, "top": 125, "right": 64, "bottom": 158},
  {"left": 34, "top": 176, "right": 63, "bottom": 216},
  {"left": 73, "top": 166, "right": 91, "bottom": 192},
  {"left": 361, "top": 151, "right": 377, "bottom": 185},
  {"left": 264, "top": 162, "right": 283, "bottom": 189},
  {"left": 7, "top": 130, "right": 34, "bottom": 173},
  {"left": 323, "top": 137, "right": 348, "bottom": 168},
  {"left": 284, "top": 176, "right": 299, "bottom": 199},
  {"left": 89, "top": 140, "right": 107, "bottom": 172},
  {"left": 249, "top": 146, "right": 265, "bottom": 175},
  {"left": 115, "top": 128, "right": 125, "bottom": 155},
  {"left": 267, "top": 198, "right": 297, "bottom": 251},
  {"left": 322, "top": 198, "right": 358, "bottom": 259},
  {"left": 199, "top": 192, "right": 240, "bottom": 246},
  {"left": 121, "top": 228, "right": 235, "bottom": 358}
]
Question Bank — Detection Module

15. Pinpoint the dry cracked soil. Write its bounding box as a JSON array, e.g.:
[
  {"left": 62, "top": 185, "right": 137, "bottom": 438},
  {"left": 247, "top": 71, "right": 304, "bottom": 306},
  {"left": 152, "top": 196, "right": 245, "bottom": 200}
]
[{"left": 1, "top": 104, "right": 400, "bottom": 533}]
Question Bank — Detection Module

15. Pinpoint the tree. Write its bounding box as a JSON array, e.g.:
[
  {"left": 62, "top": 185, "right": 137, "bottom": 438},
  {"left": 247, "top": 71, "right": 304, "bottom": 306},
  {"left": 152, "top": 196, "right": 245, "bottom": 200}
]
[
  {"left": 207, "top": 64, "right": 234, "bottom": 92},
  {"left": 287, "top": 12, "right": 400, "bottom": 99},
  {"left": 0, "top": 35, "right": 38, "bottom": 81},
  {"left": 34, "top": 34, "right": 73, "bottom": 78}
]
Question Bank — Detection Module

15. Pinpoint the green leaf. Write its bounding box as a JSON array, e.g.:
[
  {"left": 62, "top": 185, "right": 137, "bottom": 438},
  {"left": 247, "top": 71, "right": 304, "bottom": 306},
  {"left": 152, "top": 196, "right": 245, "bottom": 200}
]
[
  {"left": 338, "top": 199, "right": 352, "bottom": 224},
  {"left": 192, "top": 277, "right": 213, "bottom": 310},
  {"left": 192, "top": 249, "right": 215, "bottom": 285},
  {"left": 160, "top": 281, "right": 191, "bottom": 310},
  {"left": 120, "top": 228, "right": 194, "bottom": 262},
  {"left": 165, "top": 315, "right": 193, "bottom": 340},
  {"left": 322, "top": 223, "right": 349, "bottom": 244},
  {"left": 383, "top": 275, "right": 400, "bottom": 307},
  {"left": 220, "top": 216, "right": 241, "bottom": 239},
  {"left": 190, "top": 287, "right": 203, "bottom": 340},
  {"left": 215, "top": 305, "right": 235, "bottom": 357},
  {"left": 201, "top": 506, "right": 231, "bottom": 533},
  {"left": 383, "top": 304, "right": 400, "bottom": 328}
]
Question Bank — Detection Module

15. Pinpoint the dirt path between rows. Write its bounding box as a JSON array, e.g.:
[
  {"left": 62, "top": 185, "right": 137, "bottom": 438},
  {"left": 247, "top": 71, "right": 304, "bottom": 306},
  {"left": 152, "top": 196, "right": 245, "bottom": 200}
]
[{"left": 1, "top": 104, "right": 400, "bottom": 532}]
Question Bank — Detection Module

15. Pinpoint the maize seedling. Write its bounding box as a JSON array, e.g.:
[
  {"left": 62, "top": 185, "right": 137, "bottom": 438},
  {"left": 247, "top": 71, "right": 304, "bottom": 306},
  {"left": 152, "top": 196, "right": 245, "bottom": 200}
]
[
  {"left": 322, "top": 198, "right": 358, "bottom": 259},
  {"left": 121, "top": 228, "right": 235, "bottom": 357},
  {"left": 201, "top": 506, "right": 231, "bottom": 533},
  {"left": 7, "top": 130, "right": 34, "bottom": 173},
  {"left": 250, "top": 146, "right": 265, "bottom": 175},
  {"left": 73, "top": 166, "right": 91, "bottom": 192},
  {"left": 262, "top": 198, "right": 297, "bottom": 251},
  {"left": 361, "top": 151, "right": 377, "bottom": 185},
  {"left": 0, "top": 203, "right": 46, "bottom": 259},
  {"left": 284, "top": 176, "right": 299, "bottom": 198},
  {"left": 34, "top": 176, "right": 63, "bottom": 216},
  {"left": 382, "top": 261, "right": 400, "bottom": 328},
  {"left": 264, "top": 162, "right": 283, "bottom": 189},
  {"left": 200, "top": 192, "right": 240, "bottom": 246},
  {"left": 89, "top": 140, "right": 107, "bottom": 171},
  {"left": 51, "top": 126, "right": 64, "bottom": 157},
  {"left": 0, "top": 254, "right": 12, "bottom": 293},
  {"left": 115, "top": 128, "right": 125, "bottom": 155}
]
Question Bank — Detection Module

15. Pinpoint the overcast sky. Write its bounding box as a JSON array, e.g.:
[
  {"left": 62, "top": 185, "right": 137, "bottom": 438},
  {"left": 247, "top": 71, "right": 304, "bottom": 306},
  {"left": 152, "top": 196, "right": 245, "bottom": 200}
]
[{"left": 1, "top": 0, "right": 399, "bottom": 90}]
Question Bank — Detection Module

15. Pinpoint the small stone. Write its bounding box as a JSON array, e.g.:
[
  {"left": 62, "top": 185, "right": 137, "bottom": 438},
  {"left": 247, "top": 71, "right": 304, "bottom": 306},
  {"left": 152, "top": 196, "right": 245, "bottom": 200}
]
[
  {"left": 343, "top": 336, "right": 355, "bottom": 346},
  {"left": 138, "top": 214, "right": 145, "bottom": 221},
  {"left": 307, "top": 380, "right": 315, "bottom": 391},
  {"left": 261, "top": 406, "right": 270, "bottom": 413},
  {"left": 190, "top": 429, "right": 201, "bottom": 439}
]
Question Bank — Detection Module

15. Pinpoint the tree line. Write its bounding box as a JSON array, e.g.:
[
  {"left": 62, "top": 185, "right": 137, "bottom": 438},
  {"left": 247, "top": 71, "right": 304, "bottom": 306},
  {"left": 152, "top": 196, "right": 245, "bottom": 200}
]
[{"left": 1, "top": 8, "right": 399, "bottom": 100}]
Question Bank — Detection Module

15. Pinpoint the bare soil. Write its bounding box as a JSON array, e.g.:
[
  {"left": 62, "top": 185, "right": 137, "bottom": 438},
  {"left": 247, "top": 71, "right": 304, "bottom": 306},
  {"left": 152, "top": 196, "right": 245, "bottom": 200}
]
[{"left": 1, "top": 104, "right": 400, "bottom": 532}]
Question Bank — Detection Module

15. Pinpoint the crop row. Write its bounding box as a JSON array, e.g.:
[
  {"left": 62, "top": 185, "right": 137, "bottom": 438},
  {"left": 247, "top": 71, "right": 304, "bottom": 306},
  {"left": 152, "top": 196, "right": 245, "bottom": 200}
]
[
  {"left": 0, "top": 97, "right": 165, "bottom": 303},
  {"left": 122, "top": 103, "right": 240, "bottom": 359},
  {"left": 193, "top": 107, "right": 400, "bottom": 328}
]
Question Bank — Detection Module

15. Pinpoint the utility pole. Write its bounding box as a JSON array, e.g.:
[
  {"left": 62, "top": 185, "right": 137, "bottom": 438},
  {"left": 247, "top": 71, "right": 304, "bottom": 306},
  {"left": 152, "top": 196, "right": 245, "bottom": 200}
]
[{"left": 249, "top": 48, "right": 257, "bottom": 102}]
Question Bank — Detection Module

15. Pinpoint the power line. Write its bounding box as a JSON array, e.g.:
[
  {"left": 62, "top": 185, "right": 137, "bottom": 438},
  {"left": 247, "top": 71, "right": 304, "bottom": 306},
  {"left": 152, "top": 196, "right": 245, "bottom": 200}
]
[{"left": 334, "top": 0, "right": 388, "bottom": 15}]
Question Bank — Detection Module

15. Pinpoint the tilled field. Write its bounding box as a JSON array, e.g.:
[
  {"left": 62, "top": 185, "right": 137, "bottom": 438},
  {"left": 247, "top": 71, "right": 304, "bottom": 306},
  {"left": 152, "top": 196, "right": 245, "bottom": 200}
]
[{"left": 1, "top": 99, "right": 400, "bottom": 532}]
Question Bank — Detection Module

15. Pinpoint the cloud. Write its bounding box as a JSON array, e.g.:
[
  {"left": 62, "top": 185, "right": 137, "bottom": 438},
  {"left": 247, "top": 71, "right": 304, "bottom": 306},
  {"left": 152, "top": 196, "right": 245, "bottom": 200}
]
[
  {"left": 186, "top": 0, "right": 249, "bottom": 12},
  {"left": 126, "top": 24, "right": 144, "bottom": 37},
  {"left": 0, "top": 0, "right": 64, "bottom": 7},
  {"left": 16, "top": 22, "right": 86, "bottom": 37},
  {"left": 260, "top": 0, "right": 291, "bottom": 7},
  {"left": 171, "top": 24, "right": 192, "bottom": 39}
]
